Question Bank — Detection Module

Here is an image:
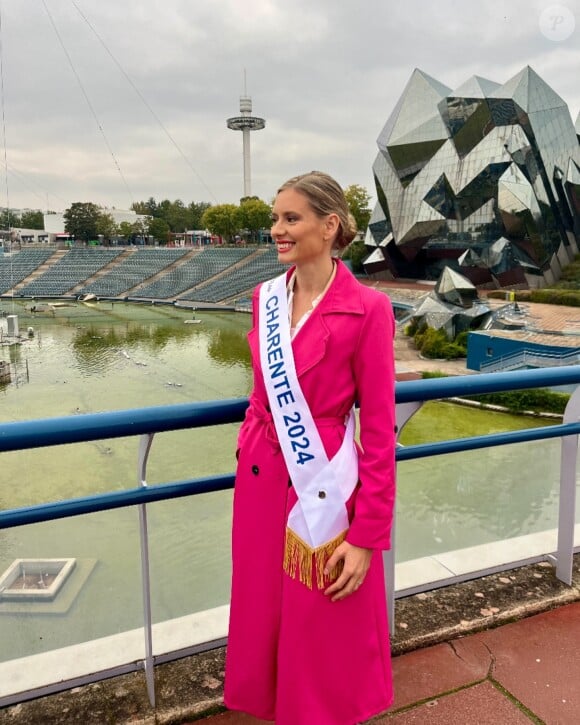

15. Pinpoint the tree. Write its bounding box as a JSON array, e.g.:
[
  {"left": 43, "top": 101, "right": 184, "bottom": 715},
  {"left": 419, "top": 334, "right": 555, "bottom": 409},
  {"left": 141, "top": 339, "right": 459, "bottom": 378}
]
[
  {"left": 130, "top": 197, "right": 212, "bottom": 233},
  {"left": 344, "top": 184, "right": 372, "bottom": 232},
  {"left": 0, "top": 209, "right": 22, "bottom": 229},
  {"left": 63, "top": 202, "right": 103, "bottom": 242},
  {"left": 96, "top": 212, "right": 117, "bottom": 241},
  {"left": 187, "top": 201, "right": 211, "bottom": 230},
  {"left": 235, "top": 198, "right": 271, "bottom": 242},
  {"left": 21, "top": 210, "right": 44, "bottom": 229},
  {"left": 148, "top": 217, "right": 170, "bottom": 244},
  {"left": 201, "top": 204, "right": 239, "bottom": 242},
  {"left": 118, "top": 221, "right": 136, "bottom": 241},
  {"left": 131, "top": 197, "right": 157, "bottom": 217},
  {"left": 340, "top": 240, "right": 368, "bottom": 274},
  {"left": 166, "top": 199, "right": 189, "bottom": 232}
]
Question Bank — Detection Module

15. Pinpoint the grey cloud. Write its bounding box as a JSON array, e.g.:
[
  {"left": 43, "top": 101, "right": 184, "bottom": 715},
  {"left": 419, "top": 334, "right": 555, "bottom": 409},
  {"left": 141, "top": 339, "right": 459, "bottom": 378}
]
[{"left": 0, "top": 0, "right": 577, "bottom": 210}]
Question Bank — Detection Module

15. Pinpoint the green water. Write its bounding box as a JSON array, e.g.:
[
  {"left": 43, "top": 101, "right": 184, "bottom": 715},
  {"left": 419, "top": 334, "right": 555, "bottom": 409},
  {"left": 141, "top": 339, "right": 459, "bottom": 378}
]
[
  {"left": 398, "top": 402, "right": 565, "bottom": 557},
  {"left": 0, "top": 300, "right": 573, "bottom": 662}
]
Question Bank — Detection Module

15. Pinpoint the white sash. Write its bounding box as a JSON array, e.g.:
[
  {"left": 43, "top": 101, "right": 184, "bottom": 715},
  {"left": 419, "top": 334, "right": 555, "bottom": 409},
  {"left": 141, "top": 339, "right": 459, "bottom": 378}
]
[{"left": 258, "top": 272, "right": 359, "bottom": 588}]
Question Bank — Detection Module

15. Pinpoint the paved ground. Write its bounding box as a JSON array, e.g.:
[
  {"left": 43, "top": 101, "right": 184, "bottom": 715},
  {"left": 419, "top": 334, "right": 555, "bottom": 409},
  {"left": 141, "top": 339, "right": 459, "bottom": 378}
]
[
  {"left": 371, "top": 281, "right": 580, "bottom": 378},
  {"left": 196, "top": 602, "right": 580, "bottom": 724}
]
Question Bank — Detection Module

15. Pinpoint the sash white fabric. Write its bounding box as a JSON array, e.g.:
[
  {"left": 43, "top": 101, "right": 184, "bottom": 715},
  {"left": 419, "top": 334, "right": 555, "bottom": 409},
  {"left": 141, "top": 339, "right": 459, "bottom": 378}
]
[{"left": 258, "top": 272, "right": 358, "bottom": 549}]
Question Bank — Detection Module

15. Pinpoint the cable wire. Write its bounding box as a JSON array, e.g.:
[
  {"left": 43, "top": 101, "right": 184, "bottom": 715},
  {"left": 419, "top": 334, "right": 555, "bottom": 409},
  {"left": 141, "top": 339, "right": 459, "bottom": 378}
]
[
  {"left": 71, "top": 0, "right": 217, "bottom": 203},
  {"left": 41, "top": 0, "right": 135, "bottom": 207}
]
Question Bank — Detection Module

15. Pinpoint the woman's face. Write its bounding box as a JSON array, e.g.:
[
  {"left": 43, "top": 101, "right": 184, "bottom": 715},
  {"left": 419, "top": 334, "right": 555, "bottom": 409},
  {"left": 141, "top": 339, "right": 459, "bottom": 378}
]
[{"left": 270, "top": 188, "right": 336, "bottom": 267}]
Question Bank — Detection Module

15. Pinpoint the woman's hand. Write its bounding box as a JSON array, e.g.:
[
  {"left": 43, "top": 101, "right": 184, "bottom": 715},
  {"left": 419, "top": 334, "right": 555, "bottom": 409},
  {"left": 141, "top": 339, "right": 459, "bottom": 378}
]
[{"left": 323, "top": 541, "right": 372, "bottom": 602}]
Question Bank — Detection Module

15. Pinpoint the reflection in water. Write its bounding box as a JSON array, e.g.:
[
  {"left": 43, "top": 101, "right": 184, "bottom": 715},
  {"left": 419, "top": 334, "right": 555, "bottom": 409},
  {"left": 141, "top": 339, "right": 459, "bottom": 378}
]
[
  {"left": 207, "top": 327, "right": 251, "bottom": 367},
  {"left": 396, "top": 401, "right": 561, "bottom": 560},
  {"left": 71, "top": 321, "right": 252, "bottom": 377},
  {"left": 71, "top": 324, "right": 196, "bottom": 376}
]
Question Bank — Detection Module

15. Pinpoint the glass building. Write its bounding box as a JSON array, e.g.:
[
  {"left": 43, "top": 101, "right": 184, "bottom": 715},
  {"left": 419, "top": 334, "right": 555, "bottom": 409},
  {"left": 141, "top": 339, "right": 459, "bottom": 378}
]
[{"left": 365, "top": 67, "right": 580, "bottom": 286}]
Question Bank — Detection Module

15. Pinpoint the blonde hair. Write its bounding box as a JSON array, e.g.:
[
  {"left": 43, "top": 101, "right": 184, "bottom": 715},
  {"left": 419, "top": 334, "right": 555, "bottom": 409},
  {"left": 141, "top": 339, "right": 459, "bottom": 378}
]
[{"left": 277, "top": 171, "right": 357, "bottom": 250}]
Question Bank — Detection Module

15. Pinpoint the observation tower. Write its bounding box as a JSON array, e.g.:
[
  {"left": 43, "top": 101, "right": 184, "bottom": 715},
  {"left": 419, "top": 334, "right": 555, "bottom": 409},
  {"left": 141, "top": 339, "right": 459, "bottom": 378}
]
[{"left": 227, "top": 83, "right": 265, "bottom": 198}]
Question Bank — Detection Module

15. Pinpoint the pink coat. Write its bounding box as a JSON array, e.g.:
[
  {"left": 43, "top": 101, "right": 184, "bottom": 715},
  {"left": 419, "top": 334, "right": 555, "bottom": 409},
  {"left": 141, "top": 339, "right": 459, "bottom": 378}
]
[{"left": 225, "top": 260, "right": 396, "bottom": 724}]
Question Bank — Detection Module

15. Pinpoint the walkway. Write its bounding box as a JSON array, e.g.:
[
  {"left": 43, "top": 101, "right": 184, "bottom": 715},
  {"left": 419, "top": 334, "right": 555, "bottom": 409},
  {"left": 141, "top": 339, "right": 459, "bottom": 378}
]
[{"left": 193, "top": 601, "right": 580, "bottom": 723}]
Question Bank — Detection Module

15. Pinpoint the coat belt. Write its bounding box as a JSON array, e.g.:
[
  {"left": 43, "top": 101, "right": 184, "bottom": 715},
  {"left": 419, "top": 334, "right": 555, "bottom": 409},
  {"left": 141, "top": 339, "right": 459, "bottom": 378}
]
[{"left": 251, "top": 401, "right": 346, "bottom": 452}]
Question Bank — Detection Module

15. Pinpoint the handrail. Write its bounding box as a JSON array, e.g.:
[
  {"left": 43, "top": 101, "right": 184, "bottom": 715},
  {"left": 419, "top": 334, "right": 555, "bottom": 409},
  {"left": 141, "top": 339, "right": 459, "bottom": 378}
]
[
  {"left": 2, "top": 366, "right": 579, "bottom": 453},
  {"left": 394, "top": 365, "right": 580, "bottom": 402},
  {"left": 481, "top": 347, "right": 580, "bottom": 372},
  {"left": 2, "top": 423, "right": 580, "bottom": 529},
  {"left": 1, "top": 365, "right": 579, "bottom": 709},
  {"left": 0, "top": 398, "right": 250, "bottom": 452}
]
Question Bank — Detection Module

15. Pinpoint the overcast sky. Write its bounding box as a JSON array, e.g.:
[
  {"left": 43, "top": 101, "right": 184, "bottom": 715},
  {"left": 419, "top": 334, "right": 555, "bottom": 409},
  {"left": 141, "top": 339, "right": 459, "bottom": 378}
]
[{"left": 0, "top": 0, "right": 578, "bottom": 213}]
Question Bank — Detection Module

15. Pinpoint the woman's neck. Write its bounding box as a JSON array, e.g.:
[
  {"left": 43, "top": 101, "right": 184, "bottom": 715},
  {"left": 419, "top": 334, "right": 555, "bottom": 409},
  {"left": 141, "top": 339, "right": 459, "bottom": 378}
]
[{"left": 293, "top": 259, "right": 336, "bottom": 297}]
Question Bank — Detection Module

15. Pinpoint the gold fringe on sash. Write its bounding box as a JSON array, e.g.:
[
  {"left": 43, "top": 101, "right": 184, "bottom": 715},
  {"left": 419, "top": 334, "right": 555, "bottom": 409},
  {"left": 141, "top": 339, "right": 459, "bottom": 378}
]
[{"left": 283, "top": 527, "right": 348, "bottom": 590}]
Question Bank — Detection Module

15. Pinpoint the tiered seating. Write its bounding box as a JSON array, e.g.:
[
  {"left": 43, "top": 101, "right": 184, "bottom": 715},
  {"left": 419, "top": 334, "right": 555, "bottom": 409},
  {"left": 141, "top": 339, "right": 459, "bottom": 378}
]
[
  {"left": 0, "top": 249, "right": 54, "bottom": 294},
  {"left": 78, "top": 248, "right": 189, "bottom": 297},
  {"left": 182, "top": 248, "right": 285, "bottom": 303},
  {"left": 19, "top": 248, "right": 122, "bottom": 296},
  {"left": 135, "top": 248, "right": 254, "bottom": 299}
]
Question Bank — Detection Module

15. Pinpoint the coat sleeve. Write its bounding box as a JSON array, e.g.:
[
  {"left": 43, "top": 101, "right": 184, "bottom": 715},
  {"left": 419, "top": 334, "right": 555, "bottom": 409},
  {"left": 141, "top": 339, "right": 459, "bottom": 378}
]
[{"left": 346, "top": 291, "right": 396, "bottom": 551}]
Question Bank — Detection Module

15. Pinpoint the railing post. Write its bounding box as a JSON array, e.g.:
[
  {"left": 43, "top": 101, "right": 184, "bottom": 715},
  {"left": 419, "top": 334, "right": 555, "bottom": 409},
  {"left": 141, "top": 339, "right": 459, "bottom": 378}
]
[
  {"left": 555, "top": 387, "right": 580, "bottom": 584},
  {"left": 385, "top": 401, "right": 424, "bottom": 635},
  {"left": 138, "top": 433, "right": 156, "bottom": 707}
]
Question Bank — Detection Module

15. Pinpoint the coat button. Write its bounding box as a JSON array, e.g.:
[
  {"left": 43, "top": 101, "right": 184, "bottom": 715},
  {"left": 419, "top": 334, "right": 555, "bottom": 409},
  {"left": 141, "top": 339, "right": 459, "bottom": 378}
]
[
  {"left": 252, "top": 465, "right": 259, "bottom": 475},
  {"left": 318, "top": 490, "right": 326, "bottom": 499},
  {"left": 394, "top": 425, "right": 399, "bottom": 434}
]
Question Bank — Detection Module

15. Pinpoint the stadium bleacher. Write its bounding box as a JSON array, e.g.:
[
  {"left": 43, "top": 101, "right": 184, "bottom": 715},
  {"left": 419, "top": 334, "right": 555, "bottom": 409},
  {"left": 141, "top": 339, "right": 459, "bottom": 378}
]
[
  {"left": 134, "top": 248, "right": 255, "bottom": 299},
  {"left": 182, "top": 247, "right": 286, "bottom": 303},
  {"left": 2, "top": 245, "right": 287, "bottom": 304},
  {"left": 0, "top": 249, "right": 54, "bottom": 294},
  {"left": 19, "top": 248, "right": 123, "bottom": 297},
  {"left": 77, "top": 248, "right": 189, "bottom": 297}
]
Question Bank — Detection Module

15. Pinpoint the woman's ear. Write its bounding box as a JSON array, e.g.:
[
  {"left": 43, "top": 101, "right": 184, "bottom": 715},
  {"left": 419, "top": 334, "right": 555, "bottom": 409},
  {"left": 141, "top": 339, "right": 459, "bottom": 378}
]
[{"left": 324, "top": 213, "right": 340, "bottom": 241}]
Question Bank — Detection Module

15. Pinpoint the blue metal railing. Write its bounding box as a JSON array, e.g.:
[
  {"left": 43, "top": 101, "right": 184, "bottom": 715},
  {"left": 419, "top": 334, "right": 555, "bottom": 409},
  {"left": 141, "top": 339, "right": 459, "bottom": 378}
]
[
  {"left": 1, "top": 367, "right": 580, "bottom": 529},
  {"left": 480, "top": 347, "right": 580, "bottom": 373},
  {"left": 1, "top": 366, "right": 580, "bottom": 708}
]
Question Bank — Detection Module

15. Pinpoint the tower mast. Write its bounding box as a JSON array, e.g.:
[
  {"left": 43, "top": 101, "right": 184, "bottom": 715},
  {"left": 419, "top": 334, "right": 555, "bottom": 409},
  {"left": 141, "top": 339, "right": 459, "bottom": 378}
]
[{"left": 227, "top": 72, "right": 265, "bottom": 198}]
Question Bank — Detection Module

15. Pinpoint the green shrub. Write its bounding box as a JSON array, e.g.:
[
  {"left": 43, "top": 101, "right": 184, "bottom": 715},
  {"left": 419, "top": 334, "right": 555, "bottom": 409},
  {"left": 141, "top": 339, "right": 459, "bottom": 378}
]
[
  {"left": 411, "top": 324, "right": 467, "bottom": 359},
  {"left": 415, "top": 326, "right": 447, "bottom": 358},
  {"left": 466, "top": 388, "right": 569, "bottom": 414},
  {"left": 405, "top": 319, "right": 419, "bottom": 336},
  {"left": 341, "top": 240, "right": 368, "bottom": 273},
  {"left": 418, "top": 372, "right": 570, "bottom": 414},
  {"left": 487, "top": 288, "right": 580, "bottom": 307}
]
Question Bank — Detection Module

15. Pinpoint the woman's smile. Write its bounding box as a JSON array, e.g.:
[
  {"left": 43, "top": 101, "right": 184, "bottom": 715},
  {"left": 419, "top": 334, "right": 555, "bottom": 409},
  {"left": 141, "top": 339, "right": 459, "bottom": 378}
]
[{"left": 276, "top": 241, "right": 295, "bottom": 254}]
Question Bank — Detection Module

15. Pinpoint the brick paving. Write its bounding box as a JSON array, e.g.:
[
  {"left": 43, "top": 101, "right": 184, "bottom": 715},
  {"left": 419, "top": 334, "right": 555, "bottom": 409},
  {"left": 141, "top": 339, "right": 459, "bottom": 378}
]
[{"left": 195, "top": 602, "right": 580, "bottom": 724}]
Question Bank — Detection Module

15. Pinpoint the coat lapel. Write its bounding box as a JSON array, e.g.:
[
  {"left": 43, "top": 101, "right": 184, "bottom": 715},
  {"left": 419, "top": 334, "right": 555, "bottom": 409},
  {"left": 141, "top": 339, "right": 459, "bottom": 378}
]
[
  {"left": 292, "top": 261, "right": 364, "bottom": 379},
  {"left": 249, "top": 260, "right": 365, "bottom": 380},
  {"left": 292, "top": 314, "right": 329, "bottom": 378}
]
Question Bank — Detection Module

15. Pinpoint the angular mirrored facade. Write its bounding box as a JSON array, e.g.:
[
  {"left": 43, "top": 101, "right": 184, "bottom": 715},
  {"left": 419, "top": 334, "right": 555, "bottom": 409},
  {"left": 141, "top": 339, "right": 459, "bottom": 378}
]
[
  {"left": 366, "top": 67, "right": 580, "bottom": 287},
  {"left": 409, "top": 267, "right": 491, "bottom": 339}
]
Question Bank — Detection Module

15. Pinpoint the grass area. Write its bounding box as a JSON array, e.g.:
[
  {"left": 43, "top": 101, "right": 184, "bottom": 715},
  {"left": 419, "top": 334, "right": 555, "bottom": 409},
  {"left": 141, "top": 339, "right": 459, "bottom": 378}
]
[{"left": 398, "top": 400, "right": 552, "bottom": 446}]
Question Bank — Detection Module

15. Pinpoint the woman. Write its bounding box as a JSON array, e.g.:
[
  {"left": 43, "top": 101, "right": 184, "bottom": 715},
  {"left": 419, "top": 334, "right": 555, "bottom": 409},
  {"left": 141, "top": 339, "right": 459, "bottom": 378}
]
[{"left": 225, "top": 171, "right": 396, "bottom": 724}]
